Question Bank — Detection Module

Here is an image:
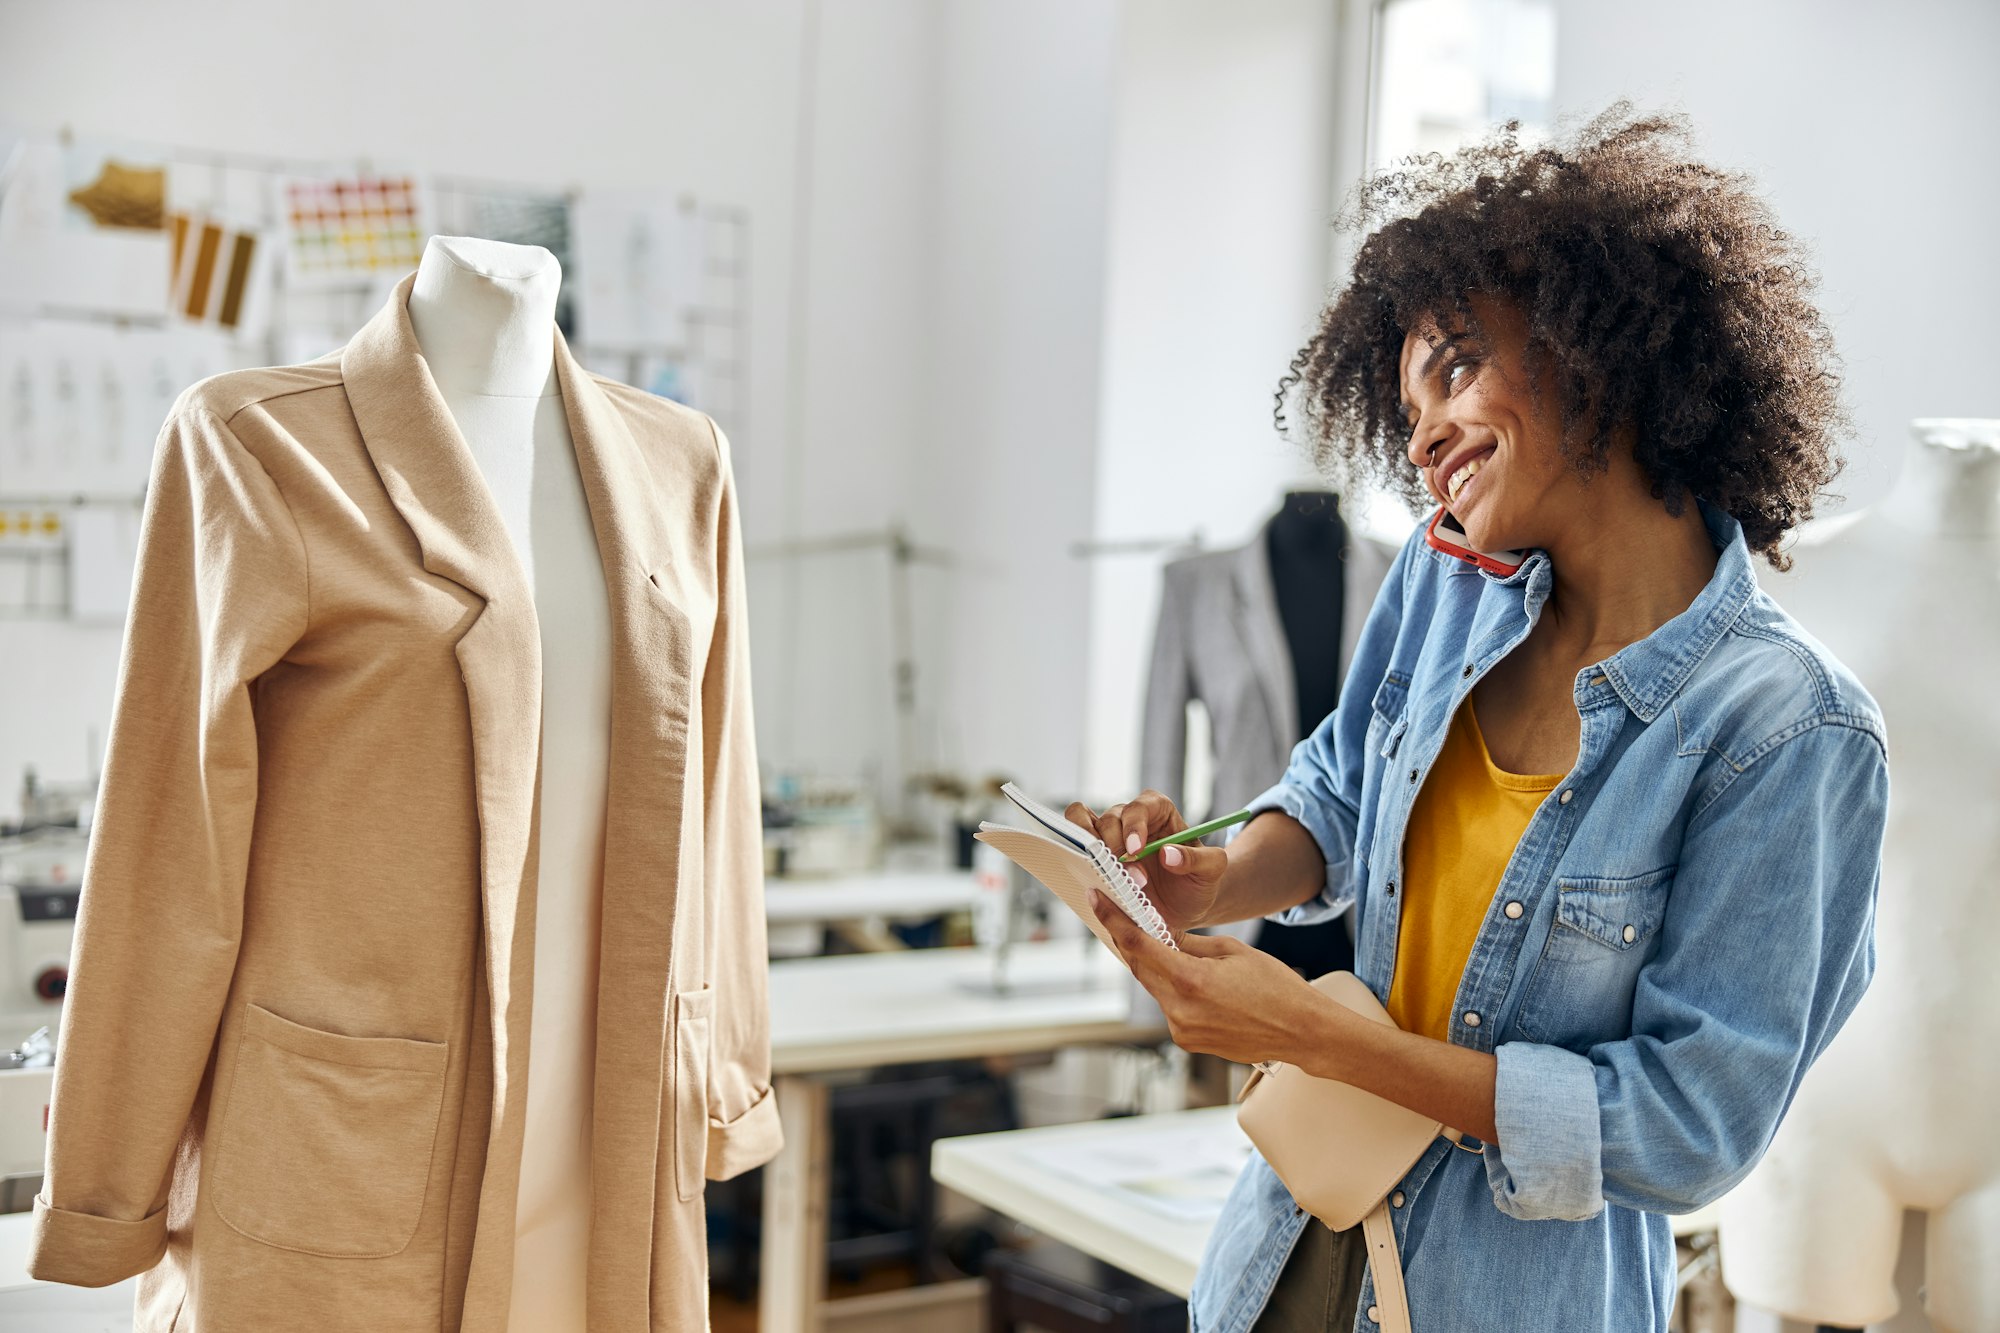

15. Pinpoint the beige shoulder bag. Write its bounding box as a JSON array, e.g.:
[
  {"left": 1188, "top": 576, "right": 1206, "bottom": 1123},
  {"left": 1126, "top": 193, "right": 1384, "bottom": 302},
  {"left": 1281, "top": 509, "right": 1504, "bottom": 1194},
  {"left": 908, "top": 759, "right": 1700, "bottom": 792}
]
[{"left": 1235, "top": 971, "right": 1465, "bottom": 1333}]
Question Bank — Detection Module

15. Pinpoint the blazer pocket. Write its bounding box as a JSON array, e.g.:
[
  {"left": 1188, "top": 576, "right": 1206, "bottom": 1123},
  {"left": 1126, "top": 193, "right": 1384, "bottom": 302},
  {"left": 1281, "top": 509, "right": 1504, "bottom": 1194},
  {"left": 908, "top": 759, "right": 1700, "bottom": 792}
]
[
  {"left": 672, "top": 986, "right": 714, "bottom": 1202},
  {"left": 211, "top": 1004, "right": 448, "bottom": 1258}
]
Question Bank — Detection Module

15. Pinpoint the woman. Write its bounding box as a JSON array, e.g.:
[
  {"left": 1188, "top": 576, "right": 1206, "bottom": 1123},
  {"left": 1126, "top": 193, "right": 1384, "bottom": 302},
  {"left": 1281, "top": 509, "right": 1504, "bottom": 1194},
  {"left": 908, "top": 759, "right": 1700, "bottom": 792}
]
[{"left": 1073, "top": 107, "right": 1888, "bottom": 1332}]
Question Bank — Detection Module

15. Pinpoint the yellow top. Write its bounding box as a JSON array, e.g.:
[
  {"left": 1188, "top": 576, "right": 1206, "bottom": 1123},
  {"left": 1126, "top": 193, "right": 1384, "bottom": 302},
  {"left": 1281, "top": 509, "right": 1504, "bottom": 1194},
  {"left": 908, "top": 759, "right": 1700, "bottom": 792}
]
[{"left": 1387, "top": 698, "right": 1563, "bottom": 1041}]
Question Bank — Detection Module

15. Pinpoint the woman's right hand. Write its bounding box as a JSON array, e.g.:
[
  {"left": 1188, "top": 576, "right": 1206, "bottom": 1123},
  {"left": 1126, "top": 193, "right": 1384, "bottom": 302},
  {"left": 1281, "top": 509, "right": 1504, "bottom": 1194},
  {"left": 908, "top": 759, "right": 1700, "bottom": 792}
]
[{"left": 1065, "top": 790, "right": 1228, "bottom": 936}]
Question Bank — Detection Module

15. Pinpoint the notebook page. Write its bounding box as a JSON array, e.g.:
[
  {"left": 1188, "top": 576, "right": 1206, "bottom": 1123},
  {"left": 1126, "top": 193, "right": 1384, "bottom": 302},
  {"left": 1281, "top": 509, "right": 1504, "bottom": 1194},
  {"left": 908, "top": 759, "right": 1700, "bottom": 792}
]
[{"left": 990, "top": 784, "right": 1177, "bottom": 948}]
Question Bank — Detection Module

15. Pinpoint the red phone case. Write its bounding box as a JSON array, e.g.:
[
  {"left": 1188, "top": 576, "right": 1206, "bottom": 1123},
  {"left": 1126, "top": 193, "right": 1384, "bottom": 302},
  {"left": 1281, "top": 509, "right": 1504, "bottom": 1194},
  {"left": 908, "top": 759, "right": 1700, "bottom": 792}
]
[{"left": 1425, "top": 507, "right": 1524, "bottom": 577}]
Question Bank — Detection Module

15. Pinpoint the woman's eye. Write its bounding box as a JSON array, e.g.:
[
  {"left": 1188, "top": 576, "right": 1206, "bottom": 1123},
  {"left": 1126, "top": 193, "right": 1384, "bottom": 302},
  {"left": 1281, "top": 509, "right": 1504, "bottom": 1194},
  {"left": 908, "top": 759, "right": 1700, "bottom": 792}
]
[{"left": 1445, "top": 359, "right": 1477, "bottom": 394}]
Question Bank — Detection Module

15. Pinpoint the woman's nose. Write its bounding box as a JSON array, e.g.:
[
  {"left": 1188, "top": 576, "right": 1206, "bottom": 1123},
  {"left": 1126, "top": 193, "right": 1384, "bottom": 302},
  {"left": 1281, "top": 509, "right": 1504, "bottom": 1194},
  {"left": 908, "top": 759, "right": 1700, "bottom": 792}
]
[{"left": 1406, "top": 415, "right": 1446, "bottom": 470}]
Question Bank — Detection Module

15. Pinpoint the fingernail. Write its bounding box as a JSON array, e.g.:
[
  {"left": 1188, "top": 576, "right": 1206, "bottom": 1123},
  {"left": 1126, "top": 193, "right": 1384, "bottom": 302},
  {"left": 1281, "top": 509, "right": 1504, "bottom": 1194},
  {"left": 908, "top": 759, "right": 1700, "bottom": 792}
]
[
  {"left": 1164, "top": 845, "right": 1183, "bottom": 868},
  {"left": 1125, "top": 832, "right": 1143, "bottom": 854},
  {"left": 1130, "top": 868, "right": 1147, "bottom": 888}
]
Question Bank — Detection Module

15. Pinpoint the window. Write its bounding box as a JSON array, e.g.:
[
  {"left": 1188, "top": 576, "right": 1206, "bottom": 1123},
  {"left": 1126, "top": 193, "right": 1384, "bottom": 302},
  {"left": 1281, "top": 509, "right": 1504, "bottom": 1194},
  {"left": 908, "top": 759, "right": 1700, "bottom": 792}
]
[{"left": 1369, "top": 0, "right": 1557, "bottom": 171}]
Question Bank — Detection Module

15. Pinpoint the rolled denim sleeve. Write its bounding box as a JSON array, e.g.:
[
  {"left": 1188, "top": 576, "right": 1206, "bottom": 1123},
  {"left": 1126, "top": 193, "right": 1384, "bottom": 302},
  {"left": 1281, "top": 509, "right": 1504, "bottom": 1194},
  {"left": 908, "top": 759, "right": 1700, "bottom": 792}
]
[
  {"left": 1485, "top": 718, "right": 1887, "bottom": 1221},
  {"left": 1233, "top": 529, "right": 1420, "bottom": 928}
]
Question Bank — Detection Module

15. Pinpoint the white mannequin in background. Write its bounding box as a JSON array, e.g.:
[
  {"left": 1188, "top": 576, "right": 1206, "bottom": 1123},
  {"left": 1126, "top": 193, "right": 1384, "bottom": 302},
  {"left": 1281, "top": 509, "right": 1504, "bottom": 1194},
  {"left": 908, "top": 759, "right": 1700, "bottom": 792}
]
[
  {"left": 1718, "top": 421, "right": 2000, "bottom": 1332},
  {"left": 408, "top": 236, "right": 610, "bottom": 1333}
]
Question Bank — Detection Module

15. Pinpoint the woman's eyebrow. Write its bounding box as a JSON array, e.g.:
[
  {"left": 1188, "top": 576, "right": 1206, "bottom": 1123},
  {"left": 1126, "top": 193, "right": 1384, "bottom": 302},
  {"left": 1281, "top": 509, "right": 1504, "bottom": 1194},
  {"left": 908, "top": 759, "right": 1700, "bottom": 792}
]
[
  {"left": 1418, "top": 332, "right": 1468, "bottom": 382},
  {"left": 1399, "top": 332, "right": 1469, "bottom": 423}
]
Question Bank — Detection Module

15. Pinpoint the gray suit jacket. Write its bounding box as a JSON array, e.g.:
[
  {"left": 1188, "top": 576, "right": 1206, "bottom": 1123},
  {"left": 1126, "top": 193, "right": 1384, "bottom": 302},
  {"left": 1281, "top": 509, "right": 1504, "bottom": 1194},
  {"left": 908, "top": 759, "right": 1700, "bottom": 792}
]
[{"left": 1140, "top": 517, "right": 1396, "bottom": 820}]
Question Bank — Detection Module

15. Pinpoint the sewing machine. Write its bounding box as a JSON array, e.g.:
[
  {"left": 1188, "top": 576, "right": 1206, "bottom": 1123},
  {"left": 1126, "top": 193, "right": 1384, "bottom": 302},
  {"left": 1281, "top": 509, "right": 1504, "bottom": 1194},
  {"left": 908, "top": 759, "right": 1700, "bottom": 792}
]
[
  {"left": 967, "top": 837, "right": 1112, "bottom": 997},
  {"left": 0, "top": 828, "right": 81, "bottom": 1040},
  {"left": 0, "top": 827, "right": 83, "bottom": 1207}
]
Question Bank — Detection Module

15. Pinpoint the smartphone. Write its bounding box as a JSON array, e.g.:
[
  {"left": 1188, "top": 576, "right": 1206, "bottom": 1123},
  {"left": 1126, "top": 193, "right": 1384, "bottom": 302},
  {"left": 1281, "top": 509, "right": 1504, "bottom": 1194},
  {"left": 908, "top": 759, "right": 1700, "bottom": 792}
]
[{"left": 1426, "top": 507, "right": 1526, "bottom": 577}]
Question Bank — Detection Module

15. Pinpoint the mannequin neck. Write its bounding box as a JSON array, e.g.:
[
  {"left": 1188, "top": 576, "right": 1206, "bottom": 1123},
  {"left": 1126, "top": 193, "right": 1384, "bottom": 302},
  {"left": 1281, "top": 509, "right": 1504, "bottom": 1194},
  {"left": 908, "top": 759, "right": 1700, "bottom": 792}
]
[
  {"left": 1269, "top": 490, "right": 1345, "bottom": 555},
  {"left": 1881, "top": 423, "right": 2000, "bottom": 540},
  {"left": 407, "top": 236, "right": 561, "bottom": 399}
]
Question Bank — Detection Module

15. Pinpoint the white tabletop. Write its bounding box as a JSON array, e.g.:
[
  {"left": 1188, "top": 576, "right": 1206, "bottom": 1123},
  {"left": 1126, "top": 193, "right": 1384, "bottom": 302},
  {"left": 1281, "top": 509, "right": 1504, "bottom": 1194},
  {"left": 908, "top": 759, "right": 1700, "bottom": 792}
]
[
  {"left": 932, "top": 1107, "right": 1240, "bottom": 1297},
  {"left": 770, "top": 940, "right": 1159, "bottom": 1074},
  {"left": 0, "top": 1212, "right": 33, "bottom": 1292},
  {"left": 762, "top": 868, "right": 977, "bottom": 925},
  {"left": 932, "top": 1106, "right": 1728, "bottom": 1301},
  {"left": 0, "top": 1213, "right": 133, "bottom": 1327}
]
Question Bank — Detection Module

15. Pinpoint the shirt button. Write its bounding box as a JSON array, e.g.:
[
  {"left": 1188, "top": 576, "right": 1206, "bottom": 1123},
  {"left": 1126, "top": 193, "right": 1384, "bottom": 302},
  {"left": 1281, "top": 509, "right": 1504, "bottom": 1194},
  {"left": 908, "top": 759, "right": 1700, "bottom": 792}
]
[
  {"left": 1504, "top": 900, "right": 1523, "bottom": 919},
  {"left": 1391, "top": 1190, "right": 1406, "bottom": 1208},
  {"left": 1559, "top": 789, "right": 1574, "bottom": 805},
  {"left": 1462, "top": 663, "right": 1475, "bottom": 678},
  {"left": 1409, "top": 768, "right": 1419, "bottom": 784},
  {"left": 1367, "top": 1305, "right": 1381, "bottom": 1323},
  {"left": 1623, "top": 924, "right": 1637, "bottom": 943},
  {"left": 1463, "top": 1010, "right": 1482, "bottom": 1028},
  {"left": 1590, "top": 673, "right": 1608, "bottom": 686},
  {"left": 1386, "top": 880, "right": 1397, "bottom": 897}
]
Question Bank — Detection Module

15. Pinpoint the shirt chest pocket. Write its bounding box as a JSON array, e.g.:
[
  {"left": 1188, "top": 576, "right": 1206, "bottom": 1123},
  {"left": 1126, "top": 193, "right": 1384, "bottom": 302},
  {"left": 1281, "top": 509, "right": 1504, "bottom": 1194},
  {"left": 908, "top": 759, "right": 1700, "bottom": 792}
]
[
  {"left": 1365, "top": 673, "right": 1411, "bottom": 759},
  {"left": 1511, "top": 867, "right": 1675, "bottom": 1051}
]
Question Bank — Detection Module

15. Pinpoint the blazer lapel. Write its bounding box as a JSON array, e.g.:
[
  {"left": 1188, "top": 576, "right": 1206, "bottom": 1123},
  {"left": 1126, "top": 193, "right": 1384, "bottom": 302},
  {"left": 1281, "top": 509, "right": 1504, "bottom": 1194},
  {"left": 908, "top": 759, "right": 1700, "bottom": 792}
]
[
  {"left": 346, "top": 279, "right": 702, "bottom": 1322},
  {"left": 1233, "top": 522, "right": 1300, "bottom": 753},
  {"left": 551, "top": 331, "right": 701, "bottom": 1319},
  {"left": 342, "top": 273, "right": 545, "bottom": 1321}
]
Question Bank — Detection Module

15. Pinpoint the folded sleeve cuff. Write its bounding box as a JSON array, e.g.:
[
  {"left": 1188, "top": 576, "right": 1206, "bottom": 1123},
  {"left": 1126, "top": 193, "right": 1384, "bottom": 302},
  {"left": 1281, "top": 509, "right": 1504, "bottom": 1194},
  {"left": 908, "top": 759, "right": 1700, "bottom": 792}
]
[
  {"left": 1238, "top": 784, "right": 1348, "bottom": 927},
  {"left": 1485, "top": 1041, "right": 1605, "bottom": 1222},
  {"left": 707, "top": 1083, "right": 783, "bottom": 1180},
  {"left": 27, "top": 1194, "right": 167, "bottom": 1287}
]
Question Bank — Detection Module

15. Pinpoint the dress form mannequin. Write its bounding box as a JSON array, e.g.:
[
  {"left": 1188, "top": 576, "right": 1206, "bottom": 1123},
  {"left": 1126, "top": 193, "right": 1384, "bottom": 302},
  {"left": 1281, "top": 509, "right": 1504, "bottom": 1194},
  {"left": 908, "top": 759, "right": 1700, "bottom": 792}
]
[
  {"left": 1717, "top": 421, "right": 2000, "bottom": 1332},
  {"left": 1265, "top": 490, "right": 1347, "bottom": 740},
  {"left": 1257, "top": 489, "right": 1355, "bottom": 977},
  {"left": 408, "top": 236, "right": 610, "bottom": 1332}
]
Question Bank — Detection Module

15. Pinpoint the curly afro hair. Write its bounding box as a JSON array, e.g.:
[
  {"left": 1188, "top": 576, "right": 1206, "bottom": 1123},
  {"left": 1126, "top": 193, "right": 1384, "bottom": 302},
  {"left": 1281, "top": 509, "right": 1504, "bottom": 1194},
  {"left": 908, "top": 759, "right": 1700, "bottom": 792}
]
[{"left": 1280, "top": 103, "right": 1846, "bottom": 567}]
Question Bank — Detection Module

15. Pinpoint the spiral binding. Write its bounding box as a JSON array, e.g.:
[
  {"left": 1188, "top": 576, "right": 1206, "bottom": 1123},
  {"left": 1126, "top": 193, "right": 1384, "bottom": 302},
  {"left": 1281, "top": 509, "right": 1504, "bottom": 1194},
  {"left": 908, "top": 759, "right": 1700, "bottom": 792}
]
[{"left": 1084, "top": 842, "right": 1178, "bottom": 951}]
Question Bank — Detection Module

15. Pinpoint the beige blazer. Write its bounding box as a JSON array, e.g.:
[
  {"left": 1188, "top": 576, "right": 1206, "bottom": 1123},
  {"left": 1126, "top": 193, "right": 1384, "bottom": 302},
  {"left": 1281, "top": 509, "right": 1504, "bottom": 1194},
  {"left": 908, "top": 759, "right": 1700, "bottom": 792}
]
[{"left": 28, "top": 273, "right": 782, "bottom": 1332}]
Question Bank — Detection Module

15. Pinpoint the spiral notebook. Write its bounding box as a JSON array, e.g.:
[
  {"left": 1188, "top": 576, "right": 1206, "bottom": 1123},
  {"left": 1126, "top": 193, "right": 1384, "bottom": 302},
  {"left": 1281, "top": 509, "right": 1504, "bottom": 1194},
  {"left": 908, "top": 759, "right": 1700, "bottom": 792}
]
[{"left": 975, "top": 783, "right": 1178, "bottom": 954}]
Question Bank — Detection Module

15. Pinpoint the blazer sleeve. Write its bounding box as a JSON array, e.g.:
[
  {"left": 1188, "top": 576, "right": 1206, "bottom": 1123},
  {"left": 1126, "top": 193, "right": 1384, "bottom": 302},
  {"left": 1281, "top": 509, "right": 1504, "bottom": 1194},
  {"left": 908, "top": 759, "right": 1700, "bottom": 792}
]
[
  {"left": 1138, "top": 562, "right": 1192, "bottom": 809},
  {"left": 698, "top": 423, "right": 783, "bottom": 1180},
  {"left": 29, "top": 405, "right": 308, "bottom": 1286}
]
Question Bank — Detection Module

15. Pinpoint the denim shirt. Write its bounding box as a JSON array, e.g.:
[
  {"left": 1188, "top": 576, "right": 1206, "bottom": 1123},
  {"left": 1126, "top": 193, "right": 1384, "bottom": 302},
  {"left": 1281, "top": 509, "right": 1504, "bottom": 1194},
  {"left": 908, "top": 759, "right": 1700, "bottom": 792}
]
[{"left": 1190, "top": 503, "right": 1887, "bottom": 1333}]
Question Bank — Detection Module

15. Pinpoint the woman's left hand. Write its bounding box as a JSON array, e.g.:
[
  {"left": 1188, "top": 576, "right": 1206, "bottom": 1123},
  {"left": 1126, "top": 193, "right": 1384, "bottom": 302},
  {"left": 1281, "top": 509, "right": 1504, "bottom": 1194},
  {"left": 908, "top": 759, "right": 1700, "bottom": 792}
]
[{"left": 1088, "top": 887, "right": 1334, "bottom": 1069}]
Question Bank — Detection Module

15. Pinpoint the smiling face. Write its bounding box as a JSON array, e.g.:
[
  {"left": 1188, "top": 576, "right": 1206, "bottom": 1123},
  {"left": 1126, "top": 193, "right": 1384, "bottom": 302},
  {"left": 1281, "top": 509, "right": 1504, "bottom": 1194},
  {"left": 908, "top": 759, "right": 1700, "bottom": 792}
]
[{"left": 1399, "top": 295, "right": 1580, "bottom": 555}]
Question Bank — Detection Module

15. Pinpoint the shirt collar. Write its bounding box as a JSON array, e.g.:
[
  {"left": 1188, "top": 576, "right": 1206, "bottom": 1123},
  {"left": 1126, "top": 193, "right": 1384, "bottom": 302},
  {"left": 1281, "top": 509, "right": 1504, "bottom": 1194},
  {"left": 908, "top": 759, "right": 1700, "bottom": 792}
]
[{"left": 1450, "top": 500, "right": 1757, "bottom": 723}]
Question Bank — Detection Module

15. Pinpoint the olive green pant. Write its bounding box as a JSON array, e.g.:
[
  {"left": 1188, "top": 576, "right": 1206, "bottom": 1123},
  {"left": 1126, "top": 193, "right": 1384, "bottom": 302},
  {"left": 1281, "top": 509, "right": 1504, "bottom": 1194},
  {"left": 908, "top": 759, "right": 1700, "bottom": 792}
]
[{"left": 1255, "top": 1218, "right": 1368, "bottom": 1332}]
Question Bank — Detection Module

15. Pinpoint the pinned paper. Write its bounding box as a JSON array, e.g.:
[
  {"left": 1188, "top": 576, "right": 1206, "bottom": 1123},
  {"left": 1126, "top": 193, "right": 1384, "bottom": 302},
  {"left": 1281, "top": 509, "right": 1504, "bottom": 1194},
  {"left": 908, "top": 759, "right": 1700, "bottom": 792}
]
[
  {"left": 0, "top": 140, "right": 171, "bottom": 318},
  {"left": 168, "top": 211, "right": 270, "bottom": 336},
  {"left": 281, "top": 174, "right": 428, "bottom": 285},
  {"left": 67, "top": 159, "right": 166, "bottom": 231},
  {"left": 572, "top": 190, "right": 706, "bottom": 353}
]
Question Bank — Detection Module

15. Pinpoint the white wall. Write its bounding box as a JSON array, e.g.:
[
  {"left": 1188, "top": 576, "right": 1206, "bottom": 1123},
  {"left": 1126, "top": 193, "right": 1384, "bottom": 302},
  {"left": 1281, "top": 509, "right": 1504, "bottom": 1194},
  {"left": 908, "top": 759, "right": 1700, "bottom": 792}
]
[
  {"left": 1080, "top": 0, "right": 1345, "bottom": 803},
  {"left": 752, "top": 0, "right": 938, "bottom": 784},
  {"left": 1551, "top": 0, "right": 2000, "bottom": 514},
  {"left": 907, "top": 0, "right": 1119, "bottom": 801},
  {"left": 750, "top": 0, "right": 1126, "bottom": 810}
]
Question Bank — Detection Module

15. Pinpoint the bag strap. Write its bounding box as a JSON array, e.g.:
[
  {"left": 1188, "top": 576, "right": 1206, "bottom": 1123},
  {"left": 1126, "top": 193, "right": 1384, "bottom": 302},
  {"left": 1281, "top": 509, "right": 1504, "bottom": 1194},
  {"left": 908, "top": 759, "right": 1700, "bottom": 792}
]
[{"left": 1360, "top": 1201, "right": 1412, "bottom": 1333}]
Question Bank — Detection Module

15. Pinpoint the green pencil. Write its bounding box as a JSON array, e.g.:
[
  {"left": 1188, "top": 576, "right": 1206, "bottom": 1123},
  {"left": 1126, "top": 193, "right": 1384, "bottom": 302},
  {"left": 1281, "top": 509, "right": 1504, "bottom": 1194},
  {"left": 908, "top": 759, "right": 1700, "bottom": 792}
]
[{"left": 1118, "top": 809, "right": 1255, "bottom": 863}]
